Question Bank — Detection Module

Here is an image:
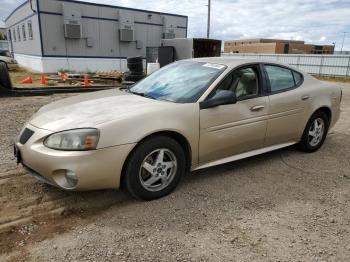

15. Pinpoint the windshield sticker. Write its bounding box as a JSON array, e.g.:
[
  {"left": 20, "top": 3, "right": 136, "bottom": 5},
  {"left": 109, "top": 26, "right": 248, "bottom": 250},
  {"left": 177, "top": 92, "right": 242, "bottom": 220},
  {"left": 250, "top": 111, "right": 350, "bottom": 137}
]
[{"left": 202, "top": 63, "right": 225, "bottom": 70}]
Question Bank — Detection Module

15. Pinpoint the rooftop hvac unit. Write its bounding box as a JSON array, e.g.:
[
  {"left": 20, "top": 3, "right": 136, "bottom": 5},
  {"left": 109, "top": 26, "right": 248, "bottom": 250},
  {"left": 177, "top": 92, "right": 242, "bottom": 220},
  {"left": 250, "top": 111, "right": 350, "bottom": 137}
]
[{"left": 64, "top": 21, "right": 82, "bottom": 39}]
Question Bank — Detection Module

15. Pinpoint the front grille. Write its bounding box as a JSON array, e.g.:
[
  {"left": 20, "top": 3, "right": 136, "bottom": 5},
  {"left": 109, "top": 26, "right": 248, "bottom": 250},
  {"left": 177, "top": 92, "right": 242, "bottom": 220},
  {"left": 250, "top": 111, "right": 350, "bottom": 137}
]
[{"left": 19, "top": 128, "right": 34, "bottom": 144}]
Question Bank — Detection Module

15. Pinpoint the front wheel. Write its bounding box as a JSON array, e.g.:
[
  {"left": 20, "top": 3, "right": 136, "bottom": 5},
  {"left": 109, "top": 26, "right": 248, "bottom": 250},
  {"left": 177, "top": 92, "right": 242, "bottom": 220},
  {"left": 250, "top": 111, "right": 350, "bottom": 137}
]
[
  {"left": 123, "top": 136, "right": 186, "bottom": 200},
  {"left": 297, "top": 111, "right": 329, "bottom": 152}
]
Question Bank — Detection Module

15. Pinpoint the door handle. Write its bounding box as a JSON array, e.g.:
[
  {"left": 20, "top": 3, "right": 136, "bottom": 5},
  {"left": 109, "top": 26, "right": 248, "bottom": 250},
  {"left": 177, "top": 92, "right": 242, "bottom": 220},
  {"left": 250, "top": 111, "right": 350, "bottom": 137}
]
[
  {"left": 250, "top": 105, "right": 265, "bottom": 111},
  {"left": 301, "top": 95, "right": 310, "bottom": 101}
]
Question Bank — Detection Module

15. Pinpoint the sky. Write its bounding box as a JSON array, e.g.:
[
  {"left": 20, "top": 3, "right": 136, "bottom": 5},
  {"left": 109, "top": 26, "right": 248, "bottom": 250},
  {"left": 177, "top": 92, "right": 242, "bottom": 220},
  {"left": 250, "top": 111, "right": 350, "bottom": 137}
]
[{"left": 1, "top": 0, "right": 349, "bottom": 51}]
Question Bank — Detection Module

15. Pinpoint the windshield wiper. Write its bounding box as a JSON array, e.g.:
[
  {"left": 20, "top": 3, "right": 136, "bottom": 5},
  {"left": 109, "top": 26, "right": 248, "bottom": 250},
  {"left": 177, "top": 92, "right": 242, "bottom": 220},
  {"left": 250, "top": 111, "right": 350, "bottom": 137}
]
[{"left": 129, "top": 90, "right": 156, "bottom": 100}]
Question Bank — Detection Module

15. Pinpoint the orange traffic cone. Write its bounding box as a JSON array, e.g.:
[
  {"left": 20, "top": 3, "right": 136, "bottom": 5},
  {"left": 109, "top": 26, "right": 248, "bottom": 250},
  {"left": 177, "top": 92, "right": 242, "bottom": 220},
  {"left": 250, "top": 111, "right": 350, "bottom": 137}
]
[
  {"left": 83, "top": 74, "right": 90, "bottom": 87},
  {"left": 40, "top": 73, "right": 46, "bottom": 86},
  {"left": 59, "top": 72, "right": 68, "bottom": 81},
  {"left": 20, "top": 76, "right": 33, "bottom": 84}
]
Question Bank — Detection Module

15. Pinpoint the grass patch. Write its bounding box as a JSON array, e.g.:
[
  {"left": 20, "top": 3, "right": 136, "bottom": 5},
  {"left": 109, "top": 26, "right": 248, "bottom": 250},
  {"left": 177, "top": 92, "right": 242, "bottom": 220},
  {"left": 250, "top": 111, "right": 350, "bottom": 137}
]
[{"left": 315, "top": 75, "right": 350, "bottom": 83}]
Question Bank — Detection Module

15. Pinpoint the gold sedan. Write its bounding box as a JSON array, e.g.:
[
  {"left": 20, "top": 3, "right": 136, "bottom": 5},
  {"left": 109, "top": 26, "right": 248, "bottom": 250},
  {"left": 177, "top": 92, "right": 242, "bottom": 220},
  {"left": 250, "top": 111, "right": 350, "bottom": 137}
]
[{"left": 15, "top": 58, "right": 342, "bottom": 200}]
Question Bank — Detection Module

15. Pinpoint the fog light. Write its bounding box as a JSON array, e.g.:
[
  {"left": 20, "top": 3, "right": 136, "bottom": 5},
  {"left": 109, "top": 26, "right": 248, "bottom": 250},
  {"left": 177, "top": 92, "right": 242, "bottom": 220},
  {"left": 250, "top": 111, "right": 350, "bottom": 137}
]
[{"left": 65, "top": 170, "right": 78, "bottom": 188}]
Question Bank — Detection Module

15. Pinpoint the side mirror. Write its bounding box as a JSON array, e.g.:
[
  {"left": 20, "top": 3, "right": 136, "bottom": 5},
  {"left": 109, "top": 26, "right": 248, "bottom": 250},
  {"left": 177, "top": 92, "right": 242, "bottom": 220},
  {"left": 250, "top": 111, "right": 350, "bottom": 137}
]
[{"left": 200, "top": 90, "right": 237, "bottom": 109}]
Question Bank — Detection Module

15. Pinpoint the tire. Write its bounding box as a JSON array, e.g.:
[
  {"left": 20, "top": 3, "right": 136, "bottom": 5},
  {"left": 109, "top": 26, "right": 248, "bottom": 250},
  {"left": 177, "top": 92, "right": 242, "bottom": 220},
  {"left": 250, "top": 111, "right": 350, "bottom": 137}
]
[
  {"left": 127, "top": 70, "right": 144, "bottom": 76},
  {"left": 123, "top": 136, "right": 186, "bottom": 200},
  {"left": 0, "top": 62, "right": 12, "bottom": 89},
  {"left": 127, "top": 56, "right": 143, "bottom": 63},
  {"left": 127, "top": 62, "right": 143, "bottom": 72},
  {"left": 297, "top": 111, "right": 329, "bottom": 152}
]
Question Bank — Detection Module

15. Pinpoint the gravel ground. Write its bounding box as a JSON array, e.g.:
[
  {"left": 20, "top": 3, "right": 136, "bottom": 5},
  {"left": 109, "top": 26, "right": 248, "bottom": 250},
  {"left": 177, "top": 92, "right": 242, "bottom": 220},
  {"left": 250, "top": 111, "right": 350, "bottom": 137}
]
[{"left": 0, "top": 83, "right": 349, "bottom": 262}]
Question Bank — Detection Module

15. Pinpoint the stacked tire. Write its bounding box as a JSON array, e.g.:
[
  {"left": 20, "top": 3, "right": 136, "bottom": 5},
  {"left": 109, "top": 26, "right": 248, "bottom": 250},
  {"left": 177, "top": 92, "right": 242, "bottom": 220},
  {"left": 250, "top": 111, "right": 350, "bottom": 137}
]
[{"left": 124, "top": 57, "right": 145, "bottom": 82}]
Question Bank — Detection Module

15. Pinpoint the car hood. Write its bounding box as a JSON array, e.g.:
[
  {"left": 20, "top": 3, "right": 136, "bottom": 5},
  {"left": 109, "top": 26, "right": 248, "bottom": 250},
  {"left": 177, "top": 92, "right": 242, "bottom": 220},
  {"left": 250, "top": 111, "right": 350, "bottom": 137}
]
[{"left": 29, "top": 89, "right": 167, "bottom": 131}]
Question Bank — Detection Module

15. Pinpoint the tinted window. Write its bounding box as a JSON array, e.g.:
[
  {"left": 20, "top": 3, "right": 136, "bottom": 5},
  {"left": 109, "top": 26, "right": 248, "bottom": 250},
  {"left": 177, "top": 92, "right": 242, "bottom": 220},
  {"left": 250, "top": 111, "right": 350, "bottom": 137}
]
[
  {"left": 214, "top": 67, "right": 259, "bottom": 99},
  {"left": 0, "top": 50, "right": 11, "bottom": 57},
  {"left": 293, "top": 71, "right": 303, "bottom": 86},
  {"left": 265, "top": 65, "right": 295, "bottom": 92}
]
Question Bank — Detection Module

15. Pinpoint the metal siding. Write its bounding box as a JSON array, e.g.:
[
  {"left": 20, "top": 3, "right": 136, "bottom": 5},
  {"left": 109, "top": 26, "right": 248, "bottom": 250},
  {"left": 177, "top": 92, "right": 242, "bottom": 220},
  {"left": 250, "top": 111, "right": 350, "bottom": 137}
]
[
  {"left": 37, "top": 0, "right": 186, "bottom": 59},
  {"left": 5, "top": 0, "right": 42, "bottom": 56}
]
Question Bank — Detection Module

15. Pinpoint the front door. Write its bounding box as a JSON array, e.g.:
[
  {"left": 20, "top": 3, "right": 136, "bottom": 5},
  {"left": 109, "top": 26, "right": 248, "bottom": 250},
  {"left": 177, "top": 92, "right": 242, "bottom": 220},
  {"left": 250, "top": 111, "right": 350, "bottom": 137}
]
[{"left": 199, "top": 65, "right": 269, "bottom": 164}]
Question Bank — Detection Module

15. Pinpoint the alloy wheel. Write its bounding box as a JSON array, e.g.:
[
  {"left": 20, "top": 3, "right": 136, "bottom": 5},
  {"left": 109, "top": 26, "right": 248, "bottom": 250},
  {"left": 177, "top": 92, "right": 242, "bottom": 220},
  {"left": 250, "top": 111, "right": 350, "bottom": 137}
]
[
  {"left": 139, "top": 148, "right": 178, "bottom": 192},
  {"left": 308, "top": 117, "right": 325, "bottom": 147}
]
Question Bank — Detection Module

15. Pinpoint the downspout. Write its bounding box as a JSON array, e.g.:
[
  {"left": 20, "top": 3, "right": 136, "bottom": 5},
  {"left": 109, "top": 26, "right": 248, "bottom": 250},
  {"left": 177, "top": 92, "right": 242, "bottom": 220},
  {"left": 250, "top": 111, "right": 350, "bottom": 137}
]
[{"left": 30, "top": 0, "right": 37, "bottom": 13}]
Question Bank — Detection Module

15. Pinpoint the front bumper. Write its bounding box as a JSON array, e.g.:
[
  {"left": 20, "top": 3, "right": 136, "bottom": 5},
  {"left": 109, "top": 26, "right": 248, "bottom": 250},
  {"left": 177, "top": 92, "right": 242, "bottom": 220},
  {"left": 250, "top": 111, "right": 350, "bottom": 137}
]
[{"left": 15, "top": 124, "right": 136, "bottom": 190}]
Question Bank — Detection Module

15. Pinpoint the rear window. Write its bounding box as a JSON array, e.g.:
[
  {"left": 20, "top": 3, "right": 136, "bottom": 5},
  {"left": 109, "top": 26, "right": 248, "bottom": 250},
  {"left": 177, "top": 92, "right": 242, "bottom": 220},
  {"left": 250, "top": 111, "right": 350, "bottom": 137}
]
[
  {"left": 0, "top": 50, "right": 11, "bottom": 57},
  {"left": 293, "top": 71, "right": 303, "bottom": 86},
  {"left": 265, "top": 65, "right": 302, "bottom": 93}
]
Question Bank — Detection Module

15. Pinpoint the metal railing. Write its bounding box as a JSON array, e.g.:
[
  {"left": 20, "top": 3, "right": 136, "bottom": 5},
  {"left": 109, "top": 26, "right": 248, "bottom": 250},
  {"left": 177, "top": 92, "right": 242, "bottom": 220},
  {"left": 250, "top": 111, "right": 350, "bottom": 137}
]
[{"left": 222, "top": 53, "right": 350, "bottom": 77}]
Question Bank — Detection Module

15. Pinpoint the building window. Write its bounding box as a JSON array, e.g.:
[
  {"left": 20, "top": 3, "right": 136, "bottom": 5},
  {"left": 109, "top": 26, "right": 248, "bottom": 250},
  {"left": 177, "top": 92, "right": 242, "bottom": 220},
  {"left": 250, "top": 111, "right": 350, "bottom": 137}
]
[
  {"left": 13, "top": 28, "right": 16, "bottom": 42},
  {"left": 17, "top": 26, "right": 21, "bottom": 41},
  {"left": 22, "top": 23, "right": 26, "bottom": 41},
  {"left": 27, "top": 20, "right": 33, "bottom": 40},
  {"left": 8, "top": 29, "right": 11, "bottom": 41}
]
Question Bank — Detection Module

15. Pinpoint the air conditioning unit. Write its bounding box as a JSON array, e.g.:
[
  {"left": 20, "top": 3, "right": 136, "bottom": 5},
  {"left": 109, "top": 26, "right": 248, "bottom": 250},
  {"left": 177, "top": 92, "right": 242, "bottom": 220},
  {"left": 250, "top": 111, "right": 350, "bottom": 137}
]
[
  {"left": 118, "top": 11, "right": 135, "bottom": 42},
  {"left": 162, "top": 17, "right": 176, "bottom": 39},
  {"left": 162, "top": 32, "right": 175, "bottom": 39},
  {"left": 120, "top": 28, "right": 134, "bottom": 42},
  {"left": 64, "top": 21, "right": 82, "bottom": 39},
  {"left": 62, "top": 3, "right": 82, "bottom": 39}
]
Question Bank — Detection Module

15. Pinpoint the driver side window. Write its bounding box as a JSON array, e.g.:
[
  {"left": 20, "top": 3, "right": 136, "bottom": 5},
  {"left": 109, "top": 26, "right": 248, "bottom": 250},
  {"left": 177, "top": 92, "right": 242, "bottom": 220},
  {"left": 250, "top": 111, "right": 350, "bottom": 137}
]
[{"left": 215, "top": 66, "right": 259, "bottom": 99}]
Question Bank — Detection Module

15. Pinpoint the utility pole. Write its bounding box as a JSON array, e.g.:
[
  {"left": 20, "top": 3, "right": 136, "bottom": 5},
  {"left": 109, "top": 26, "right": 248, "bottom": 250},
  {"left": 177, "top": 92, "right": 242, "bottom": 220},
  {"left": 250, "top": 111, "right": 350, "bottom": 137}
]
[
  {"left": 207, "top": 0, "right": 211, "bottom": 39},
  {"left": 341, "top": 32, "right": 347, "bottom": 54}
]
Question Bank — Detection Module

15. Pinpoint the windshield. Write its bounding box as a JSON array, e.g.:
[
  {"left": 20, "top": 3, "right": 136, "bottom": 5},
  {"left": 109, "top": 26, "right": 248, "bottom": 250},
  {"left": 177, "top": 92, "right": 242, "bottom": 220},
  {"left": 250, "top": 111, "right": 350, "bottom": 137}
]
[
  {"left": 0, "top": 50, "right": 11, "bottom": 57},
  {"left": 129, "top": 61, "right": 227, "bottom": 103}
]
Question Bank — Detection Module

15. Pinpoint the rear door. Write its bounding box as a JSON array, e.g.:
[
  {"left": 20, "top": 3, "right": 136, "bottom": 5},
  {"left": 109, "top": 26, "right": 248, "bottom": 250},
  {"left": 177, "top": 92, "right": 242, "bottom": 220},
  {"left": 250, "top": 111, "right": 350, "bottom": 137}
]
[
  {"left": 199, "top": 64, "right": 269, "bottom": 164},
  {"left": 263, "top": 64, "right": 309, "bottom": 146}
]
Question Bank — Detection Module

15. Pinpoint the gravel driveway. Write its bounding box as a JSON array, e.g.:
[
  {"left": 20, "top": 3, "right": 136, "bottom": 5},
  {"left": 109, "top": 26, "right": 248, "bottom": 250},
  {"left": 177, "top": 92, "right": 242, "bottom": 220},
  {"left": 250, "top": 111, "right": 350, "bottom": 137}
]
[{"left": 1, "top": 83, "right": 349, "bottom": 262}]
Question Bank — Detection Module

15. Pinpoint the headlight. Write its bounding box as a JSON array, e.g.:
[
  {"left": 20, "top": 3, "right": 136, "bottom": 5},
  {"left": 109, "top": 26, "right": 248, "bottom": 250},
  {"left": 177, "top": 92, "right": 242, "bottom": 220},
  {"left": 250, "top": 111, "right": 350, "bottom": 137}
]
[{"left": 44, "top": 129, "right": 99, "bottom": 151}]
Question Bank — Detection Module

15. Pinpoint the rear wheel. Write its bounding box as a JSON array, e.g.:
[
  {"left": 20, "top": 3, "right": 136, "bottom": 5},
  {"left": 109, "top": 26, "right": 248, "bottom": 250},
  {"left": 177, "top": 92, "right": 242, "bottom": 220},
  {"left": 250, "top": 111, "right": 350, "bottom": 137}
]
[
  {"left": 123, "top": 136, "right": 186, "bottom": 200},
  {"left": 298, "top": 111, "right": 329, "bottom": 152}
]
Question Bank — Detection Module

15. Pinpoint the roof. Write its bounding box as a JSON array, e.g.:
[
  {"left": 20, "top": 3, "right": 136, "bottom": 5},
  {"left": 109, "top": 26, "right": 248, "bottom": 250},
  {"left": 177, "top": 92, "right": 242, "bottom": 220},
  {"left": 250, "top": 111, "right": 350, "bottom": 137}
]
[
  {"left": 6, "top": 0, "right": 187, "bottom": 22},
  {"left": 190, "top": 57, "right": 301, "bottom": 71}
]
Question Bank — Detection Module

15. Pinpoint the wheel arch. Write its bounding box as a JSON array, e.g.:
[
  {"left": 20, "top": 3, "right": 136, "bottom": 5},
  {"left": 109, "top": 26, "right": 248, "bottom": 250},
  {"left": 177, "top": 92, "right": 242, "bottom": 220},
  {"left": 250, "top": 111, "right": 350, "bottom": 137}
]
[
  {"left": 120, "top": 130, "right": 192, "bottom": 188},
  {"left": 313, "top": 106, "right": 332, "bottom": 124}
]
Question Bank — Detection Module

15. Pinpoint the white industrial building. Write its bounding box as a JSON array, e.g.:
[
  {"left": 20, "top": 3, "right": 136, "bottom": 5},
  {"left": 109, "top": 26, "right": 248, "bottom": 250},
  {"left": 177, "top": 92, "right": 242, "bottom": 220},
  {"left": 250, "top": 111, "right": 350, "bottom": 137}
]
[{"left": 5, "top": 0, "right": 188, "bottom": 72}]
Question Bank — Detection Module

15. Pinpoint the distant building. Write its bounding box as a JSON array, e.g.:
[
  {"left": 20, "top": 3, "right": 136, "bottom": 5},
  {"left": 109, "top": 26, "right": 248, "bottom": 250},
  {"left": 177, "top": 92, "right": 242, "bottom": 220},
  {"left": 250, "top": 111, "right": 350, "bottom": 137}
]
[
  {"left": 224, "top": 39, "right": 334, "bottom": 54},
  {"left": 5, "top": 0, "right": 187, "bottom": 72}
]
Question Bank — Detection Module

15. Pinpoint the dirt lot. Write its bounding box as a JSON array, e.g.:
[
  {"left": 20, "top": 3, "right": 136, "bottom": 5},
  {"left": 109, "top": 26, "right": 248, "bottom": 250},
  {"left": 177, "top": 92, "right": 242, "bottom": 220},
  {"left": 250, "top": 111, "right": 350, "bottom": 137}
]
[{"left": 0, "top": 83, "right": 349, "bottom": 262}]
